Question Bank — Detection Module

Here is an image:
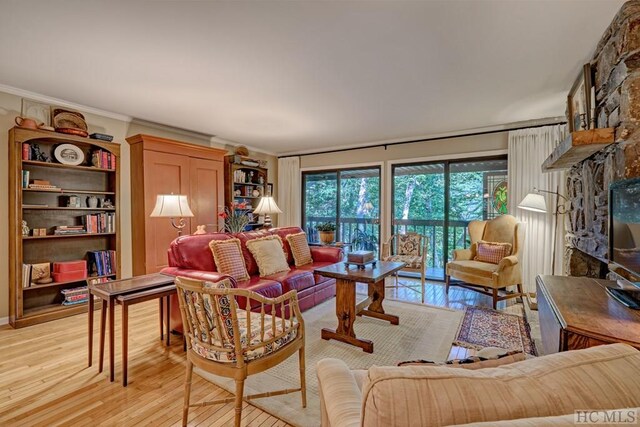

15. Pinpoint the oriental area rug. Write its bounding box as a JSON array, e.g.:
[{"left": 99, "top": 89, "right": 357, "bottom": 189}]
[
  {"left": 197, "top": 298, "right": 464, "bottom": 427},
  {"left": 454, "top": 306, "right": 537, "bottom": 356}
]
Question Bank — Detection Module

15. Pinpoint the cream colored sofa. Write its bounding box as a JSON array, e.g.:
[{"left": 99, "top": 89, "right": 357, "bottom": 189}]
[{"left": 317, "top": 344, "right": 640, "bottom": 426}]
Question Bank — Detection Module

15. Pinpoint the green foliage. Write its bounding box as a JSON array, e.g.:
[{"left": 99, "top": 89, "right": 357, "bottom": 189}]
[
  {"left": 351, "top": 228, "right": 378, "bottom": 251},
  {"left": 315, "top": 221, "right": 336, "bottom": 231}
]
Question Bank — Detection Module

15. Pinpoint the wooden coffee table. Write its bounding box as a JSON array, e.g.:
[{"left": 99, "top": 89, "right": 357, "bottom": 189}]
[{"left": 315, "top": 261, "right": 405, "bottom": 353}]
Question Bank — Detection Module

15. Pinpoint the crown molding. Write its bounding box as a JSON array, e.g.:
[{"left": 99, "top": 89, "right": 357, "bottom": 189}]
[{"left": 0, "top": 83, "right": 133, "bottom": 122}]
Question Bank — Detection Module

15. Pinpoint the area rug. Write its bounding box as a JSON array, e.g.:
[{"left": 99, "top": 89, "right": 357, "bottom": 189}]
[
  {"left": 197, "top": 298, "right": 464, "bottom": 427},
  {"left": 454, "top": 306, "right": 537, "bottom": 356}
]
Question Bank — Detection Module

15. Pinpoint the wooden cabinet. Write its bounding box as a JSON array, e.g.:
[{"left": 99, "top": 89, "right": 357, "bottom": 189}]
[
  {"left": 223, "top": 155, "right": 268, "bottom": 229},
  {"left": 8, "top": 127, "right": 121, "bottom": 327},
  {"left": 536, "top": 275, "right": 640, "bottom": 355},
  {"left": 127, "top": 134, "right": 226, "bottom": 275}
]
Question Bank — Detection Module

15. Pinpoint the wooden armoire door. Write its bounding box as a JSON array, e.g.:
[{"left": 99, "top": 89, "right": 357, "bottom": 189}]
[
  {"left": 143, "top": 150, "right": 190, "bottom": 274},
  {"left": 189, "top": 158, "right": 225, "bottom": 233}
]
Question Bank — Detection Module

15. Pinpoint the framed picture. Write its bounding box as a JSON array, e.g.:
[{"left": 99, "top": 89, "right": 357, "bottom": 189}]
[
  {"left": 21, "top": 98, "right": 51, "bottom": 126},
  {"left": 267, "top": 183, "right": 273, "bottom": 197},
  {"left": 567, "top": 64, "right": 593, "bottom": 132}
]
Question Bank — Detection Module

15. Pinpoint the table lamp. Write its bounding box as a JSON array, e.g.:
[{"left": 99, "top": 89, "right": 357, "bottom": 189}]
[
  {"left": 150, "top": 194, "right": 194, "bottom": 236},
  {"left": 253, "top": 196, "right": 282, "bottom": 229}
]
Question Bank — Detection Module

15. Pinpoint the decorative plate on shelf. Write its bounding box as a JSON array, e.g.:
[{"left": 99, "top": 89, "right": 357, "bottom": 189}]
[
  {"left": 241, "top": 160, "right": 259, "bottom": 167},
  {"left": 54, "top": 143, "right": 85, "bottom": 166}
]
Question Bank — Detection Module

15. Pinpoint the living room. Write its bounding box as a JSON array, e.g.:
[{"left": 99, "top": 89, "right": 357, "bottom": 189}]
[{"left": 1, "top": 1, "right": 640, "bottom": 426}]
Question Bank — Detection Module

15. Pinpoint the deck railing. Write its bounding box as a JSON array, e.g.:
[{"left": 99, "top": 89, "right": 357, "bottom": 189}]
[{"left": 304, "top": 216, "right": 471, "bottom": 270}]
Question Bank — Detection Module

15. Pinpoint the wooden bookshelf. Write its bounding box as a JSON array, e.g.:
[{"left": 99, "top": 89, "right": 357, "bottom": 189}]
[
  {"left": 224, "top": 155, "right": 269, "bottom": 230},
  {"left": 8, "top": 127, "right": 121, "bottom": 328}
]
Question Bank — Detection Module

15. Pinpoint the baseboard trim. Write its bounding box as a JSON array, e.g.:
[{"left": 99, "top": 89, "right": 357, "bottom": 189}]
[{"left": 0, "top": 317, "right": 9, "bottom": 326}]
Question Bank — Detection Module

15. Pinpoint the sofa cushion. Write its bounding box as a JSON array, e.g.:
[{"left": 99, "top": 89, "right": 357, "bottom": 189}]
[
  {"left": 246, "top": 235, "right": 291, "bottom": 277},
  {"left": 361, "top": 344, "right": 640, "bottom": 427},
  {"left": 286, "top": 232, "right": 313, "bottom": 267},
  {"left": 208, "top": 238, "right": 250, "bottom": 281},
  {"left": 265, "top": 269, "right": 316, "bottom": 293},
  {"left": 447, "top": 260, "right": 498, "bottom": 278},
  {"left": 235, "top": 230, "right": 271, "bottom": 276}
]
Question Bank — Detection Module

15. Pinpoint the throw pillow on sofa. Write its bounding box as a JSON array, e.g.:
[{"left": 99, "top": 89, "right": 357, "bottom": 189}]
[
  {"left": 285, "top": 232, "right": 313, "bottom": 266},
  {"left": 209, "top": 238, "right": 250, "bottom": 281},
  {"left": 474, "top": 241, "right": 512, "bottom": 264},
  {"left": 246, "top": 235, "right": 291, "bottom": 277}
]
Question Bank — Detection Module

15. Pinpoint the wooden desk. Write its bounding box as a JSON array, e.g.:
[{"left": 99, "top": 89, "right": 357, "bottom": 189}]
[
  {"left": 536, "top": 275, "right": 640, "bottom": 355},
  {"left": 315, "top": 261, "right": 405, "bottom": 353},
  {"left": 88, "top": 273, "right": 176, "bottom": 383}
]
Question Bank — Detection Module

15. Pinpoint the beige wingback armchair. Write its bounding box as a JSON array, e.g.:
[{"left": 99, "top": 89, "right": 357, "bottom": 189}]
[{"left": 445, "top": 215, "right": 524, "bottom": 309}]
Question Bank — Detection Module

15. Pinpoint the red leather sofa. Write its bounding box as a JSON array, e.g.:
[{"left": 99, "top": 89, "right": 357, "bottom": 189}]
[{"left": 161, "top": 226, "right": 343, "bottom": 331}]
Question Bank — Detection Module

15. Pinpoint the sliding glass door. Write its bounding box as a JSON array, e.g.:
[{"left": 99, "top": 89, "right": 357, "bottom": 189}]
[
  {"left": 303, "top": 167, "right": 381, "bottom": 254},
  {"left": 392, "top": 156, "right": 507, "bottom": 280}
]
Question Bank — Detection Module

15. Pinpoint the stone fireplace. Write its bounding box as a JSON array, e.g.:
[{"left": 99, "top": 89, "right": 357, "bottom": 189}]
[{"left": 565, "top": 1, "right": 640, "bottom": 277}]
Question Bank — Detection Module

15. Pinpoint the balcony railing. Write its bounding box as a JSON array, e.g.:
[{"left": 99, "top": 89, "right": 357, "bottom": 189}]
[{"left": 304, "top": 216, "right": 471, "bottom": 271}]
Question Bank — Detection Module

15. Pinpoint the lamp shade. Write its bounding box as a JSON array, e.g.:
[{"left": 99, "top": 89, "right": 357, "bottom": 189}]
[
  {"left": 518, "top": 193, "right": 547, "bottom": 213},
  {"left": 150, "top": 194, "right": 194, "bottom": 218},
  {"left": 253, "top": 196, "right": 282, "bottom": 215}
]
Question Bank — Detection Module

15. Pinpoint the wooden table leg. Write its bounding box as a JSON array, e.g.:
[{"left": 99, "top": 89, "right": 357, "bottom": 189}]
[
  {"left": 122, "top": 302, "right": 129, "bottom": 387},
  {"left": 159, "top": 297, "right": 164, "bottom": 341},
  {"left": 321, "top": 278, "right": 374, "bottom": 353},
  {"left": 88, "top": 291, "right": 94, "bottom": 367},
  {"left": 109, "top": 297, "right": 115, "bottom": 382},
  {"left": 99, "top": 299, "right": 107, "bottom": 373},
  {"left": 165, "top": 296, "right": 171, "bottom": 347},
  {"left": 360, "top": 279, "right": 400, "bottom": 325}
]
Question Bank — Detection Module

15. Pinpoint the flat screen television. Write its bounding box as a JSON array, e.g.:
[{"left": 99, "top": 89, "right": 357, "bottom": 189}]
[{"left": 608, "top": 177, "right": 640, "bottom": 309}]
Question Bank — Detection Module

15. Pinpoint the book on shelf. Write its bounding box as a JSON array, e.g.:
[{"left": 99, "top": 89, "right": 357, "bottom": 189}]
[
  {"left": 91, "top": 149, "right": 116, "bottom": 170},
  {"left": 22, "top": 203, "right": 48, "bottom": 208},
  {"left": 61, "top": 286, "right": 89, "bottom": 305},
  {"left": 81, "top": 213, "right": 116, "bottom": 234},
  {"left": 21, "top": 170, "right": 29, "bottom": 189},
  {"left": 22, "top": 264, "right": 31, "bottom": 288},
  {"left": 87, "top": 250, "right": 117, "bottom": 277},
  {"left": 22, "top": 143, "right": 30, "bottom": 160},
  {"left": 53, "top": 225, "right": 87, "bottom": 235}
]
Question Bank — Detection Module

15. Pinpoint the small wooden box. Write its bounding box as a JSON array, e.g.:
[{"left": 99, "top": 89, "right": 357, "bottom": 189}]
[{"left": 347, "top": 251, "right": 374, "bottom": 264}]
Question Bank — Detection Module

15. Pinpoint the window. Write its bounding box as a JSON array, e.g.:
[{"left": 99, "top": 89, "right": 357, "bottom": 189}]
[{"left": 302, "top": 167, "right": 381, "bottom": 254}]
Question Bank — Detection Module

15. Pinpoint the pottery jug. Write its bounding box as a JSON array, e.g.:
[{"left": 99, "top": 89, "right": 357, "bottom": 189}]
[
  {"left": 15, "top": 116, "right": 40, "bottom": 129},
  {"left": 87, "top": 196, "right": 98, "bottom": 209}
]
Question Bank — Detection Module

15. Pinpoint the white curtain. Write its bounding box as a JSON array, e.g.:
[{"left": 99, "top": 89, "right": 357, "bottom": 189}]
[
  {"left": 508, "top": 125, "right": 567, "bottom": 294},
  {"left": 277, "top": 156, "right": 301, "bottom": 227}
]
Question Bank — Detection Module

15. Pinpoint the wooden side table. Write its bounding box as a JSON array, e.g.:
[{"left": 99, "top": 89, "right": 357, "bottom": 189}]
[
  {"left": 315, "top": 261, "right": 405, "bottom": 353},
  {"left": 536, "top": 275, "right": 640, "bottom": 355},
  {"left": 88, "top": 273, "right": 176, "bottom": 384}
]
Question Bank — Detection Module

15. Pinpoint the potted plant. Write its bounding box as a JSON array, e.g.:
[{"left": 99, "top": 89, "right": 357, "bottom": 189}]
[
  {"left": 219, "top": 205, "right": 250, "bottom": 233},
  {"left": 316, "top": 221, "right": 336, "bottom": 244}
]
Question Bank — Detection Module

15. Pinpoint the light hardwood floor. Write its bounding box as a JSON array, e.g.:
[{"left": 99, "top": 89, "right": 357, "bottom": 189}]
[{"left": 0, "top": 279, "right": 524, "bottom": 426}]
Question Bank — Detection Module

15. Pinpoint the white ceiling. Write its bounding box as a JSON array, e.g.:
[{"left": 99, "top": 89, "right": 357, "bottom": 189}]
[{"left": 0, "top": 0, "right": 625, "bottom": 154}]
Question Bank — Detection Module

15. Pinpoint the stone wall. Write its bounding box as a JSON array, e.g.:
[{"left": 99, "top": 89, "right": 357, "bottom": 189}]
[{"left": 565, "top": 0, "right": 640, "bottom": 275}]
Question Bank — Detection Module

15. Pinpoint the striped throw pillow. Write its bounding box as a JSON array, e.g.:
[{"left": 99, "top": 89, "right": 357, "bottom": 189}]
[
  {"left": 209, "top": 238, "right": 250, "bottom": 281},
  {"left": 285, "top": 232, "right": 313, "bottom": 266},
  {"left": 474, "top": 241, "right": 512, "bottom": 264}
]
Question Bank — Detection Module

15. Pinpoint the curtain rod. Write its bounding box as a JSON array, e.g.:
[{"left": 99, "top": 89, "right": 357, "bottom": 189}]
[{"left": 278, "top": 121, "right": 567, "bottom": 159}]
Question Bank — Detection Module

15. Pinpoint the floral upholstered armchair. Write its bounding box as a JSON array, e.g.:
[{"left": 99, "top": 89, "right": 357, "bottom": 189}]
[
  {"left": 381, "top": 232, "right": 428, "bottom": 303},
  {"left": 445, "top": 215, "right": 524, "bottom": 309}
]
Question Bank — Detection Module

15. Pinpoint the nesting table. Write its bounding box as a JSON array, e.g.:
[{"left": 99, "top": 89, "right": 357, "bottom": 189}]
[
  {"left": 87, "top": 273, "right": 176, "bottom": 386},
  {"left": 315, "top": 261, "right": 405, "bottom": 353}
]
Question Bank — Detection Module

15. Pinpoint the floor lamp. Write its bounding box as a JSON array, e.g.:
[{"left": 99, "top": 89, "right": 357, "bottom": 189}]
[
  {"left": 517, "top": 186, "right": 567, "bottom": 275},
  {"left": 150, "top": 194, "right": 194, "bottom": 236}
]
